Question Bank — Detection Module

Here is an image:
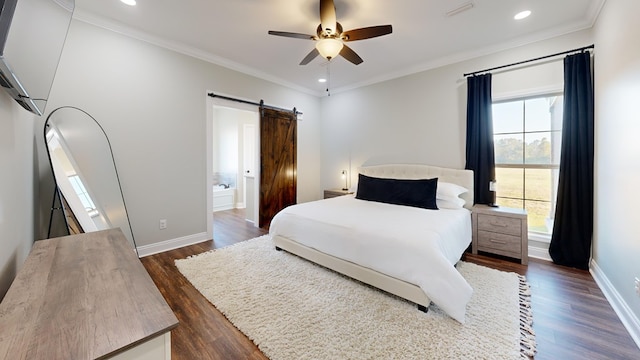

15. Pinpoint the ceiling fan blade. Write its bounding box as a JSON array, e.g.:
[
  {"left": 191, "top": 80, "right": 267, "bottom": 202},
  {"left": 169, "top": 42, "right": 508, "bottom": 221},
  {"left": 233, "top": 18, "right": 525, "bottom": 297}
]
[
  {"left": 299, "top": 48, "right": 320, "bottom": 65},
  {"left": 320, "top": 0, "right": 337, "bottom": 36},
  {"left": 339, "top": 45, "right": 363, "bottom": 65},
  {"left": 268, "top": 30, "right": 315, "bottom": 40},
  {"left": 341, "top": 25, "right": 393, "bottom": 41}
]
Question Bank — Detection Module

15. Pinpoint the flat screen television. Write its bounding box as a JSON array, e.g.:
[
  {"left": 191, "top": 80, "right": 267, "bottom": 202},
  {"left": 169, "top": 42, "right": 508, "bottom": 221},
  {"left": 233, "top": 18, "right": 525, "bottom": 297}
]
[{"left": 0, "top": 0, "right": 74, "bottom": 115}]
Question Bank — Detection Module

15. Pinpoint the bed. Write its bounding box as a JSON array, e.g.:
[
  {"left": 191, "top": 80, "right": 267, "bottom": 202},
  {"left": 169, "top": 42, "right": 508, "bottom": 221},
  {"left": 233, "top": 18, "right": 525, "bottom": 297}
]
[{"left": 269, "top": 164, "right": 474, "bottom": 323}]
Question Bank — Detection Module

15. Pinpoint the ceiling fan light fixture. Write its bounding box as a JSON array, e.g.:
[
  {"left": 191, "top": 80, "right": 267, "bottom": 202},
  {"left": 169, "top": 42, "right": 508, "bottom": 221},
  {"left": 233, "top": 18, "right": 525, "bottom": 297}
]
[{"left": 316, "top": 38, "right": 343, "bottom": 60}]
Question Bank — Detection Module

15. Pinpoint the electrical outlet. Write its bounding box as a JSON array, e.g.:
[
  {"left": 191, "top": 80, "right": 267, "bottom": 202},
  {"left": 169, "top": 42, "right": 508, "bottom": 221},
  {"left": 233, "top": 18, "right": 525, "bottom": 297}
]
[
  {"left": 635, "top": 277, "right": 640, "bottom": 297},
  {"left": 159, "top": 219, "right": 167, "bottom": 230}
]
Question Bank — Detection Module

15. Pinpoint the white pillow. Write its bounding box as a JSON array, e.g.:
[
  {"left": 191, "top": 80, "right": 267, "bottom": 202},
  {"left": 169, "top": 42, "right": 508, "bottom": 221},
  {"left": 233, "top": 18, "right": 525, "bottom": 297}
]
[
  {"left": 437, "top": 182, "right": 468, "bottom": 200},
  {"left": 437, "top": 197, "right": 466, "bottom": 209}
]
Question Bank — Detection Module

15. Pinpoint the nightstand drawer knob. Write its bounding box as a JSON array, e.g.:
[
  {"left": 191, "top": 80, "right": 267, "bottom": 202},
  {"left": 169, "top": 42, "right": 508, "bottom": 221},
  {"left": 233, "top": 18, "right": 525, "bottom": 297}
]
[{"left": 489, "top": 239, "right": 507, "bottom": 244}]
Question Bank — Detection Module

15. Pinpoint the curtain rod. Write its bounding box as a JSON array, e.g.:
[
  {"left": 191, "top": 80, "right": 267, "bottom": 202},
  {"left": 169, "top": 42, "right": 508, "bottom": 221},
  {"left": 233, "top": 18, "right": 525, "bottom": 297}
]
[
  {"left": 207, "top": 92, "right": 302, "bottom": 116},
  {"left": 463, "top": 44, "right": 594, "bottom": 77}
]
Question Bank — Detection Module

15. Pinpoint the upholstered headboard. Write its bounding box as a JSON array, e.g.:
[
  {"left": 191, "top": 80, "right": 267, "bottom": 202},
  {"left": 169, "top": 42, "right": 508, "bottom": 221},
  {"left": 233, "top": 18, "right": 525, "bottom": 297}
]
[{"left": 358, "top": 164, "right": 474, "bottom": 210}]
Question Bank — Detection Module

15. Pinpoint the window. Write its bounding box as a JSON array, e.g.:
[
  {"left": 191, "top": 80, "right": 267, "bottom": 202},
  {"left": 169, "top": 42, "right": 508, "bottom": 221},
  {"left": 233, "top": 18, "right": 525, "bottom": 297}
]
[
  {"left": 492, "top": 95, "right": 563, "bottom": 237},
  {"left": 68, "top": 175, "right": 99, "bottom": 217}
]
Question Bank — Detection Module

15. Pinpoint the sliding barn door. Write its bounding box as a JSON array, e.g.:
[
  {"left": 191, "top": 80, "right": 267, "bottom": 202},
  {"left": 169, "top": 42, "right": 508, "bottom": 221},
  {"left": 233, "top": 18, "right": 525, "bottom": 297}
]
[{"left": 259, "top": 108, "right": 297, "bottom": 228}]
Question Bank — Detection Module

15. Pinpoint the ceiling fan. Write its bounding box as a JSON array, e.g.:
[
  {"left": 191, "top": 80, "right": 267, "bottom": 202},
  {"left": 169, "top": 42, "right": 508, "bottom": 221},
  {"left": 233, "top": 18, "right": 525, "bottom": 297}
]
[{"left": 268, "top": 0, "right": 392, "bottom": 65}]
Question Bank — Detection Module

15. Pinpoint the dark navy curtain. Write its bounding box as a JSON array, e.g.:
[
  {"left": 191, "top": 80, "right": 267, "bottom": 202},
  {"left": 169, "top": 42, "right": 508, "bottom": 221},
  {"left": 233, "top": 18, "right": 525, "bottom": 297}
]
[
  {"left": 549, "top": 52, "right": 594, "bottom": 270},
  {"left": 465, "top": 74, "right": 495, "bottom": 204}
]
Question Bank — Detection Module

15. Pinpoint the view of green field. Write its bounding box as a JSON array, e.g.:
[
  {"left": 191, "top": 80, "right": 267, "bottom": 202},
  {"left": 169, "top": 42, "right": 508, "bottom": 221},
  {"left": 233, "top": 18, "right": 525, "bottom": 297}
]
[{"left": 495, "top": 167, "right": 555, "bottom": 234}]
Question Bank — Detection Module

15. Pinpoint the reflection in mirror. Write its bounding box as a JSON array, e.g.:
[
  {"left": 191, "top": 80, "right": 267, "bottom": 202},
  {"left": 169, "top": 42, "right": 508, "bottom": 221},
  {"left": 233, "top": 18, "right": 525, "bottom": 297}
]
[{"left": 44, "top": 107, "right": 137, "bottom": 253}]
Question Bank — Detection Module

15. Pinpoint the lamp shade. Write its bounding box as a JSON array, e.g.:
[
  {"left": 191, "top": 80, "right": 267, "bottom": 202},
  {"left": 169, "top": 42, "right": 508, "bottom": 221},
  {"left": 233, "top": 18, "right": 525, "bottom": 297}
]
[{"left": 316, "top": 38, "right": 343, "bottom": 60}]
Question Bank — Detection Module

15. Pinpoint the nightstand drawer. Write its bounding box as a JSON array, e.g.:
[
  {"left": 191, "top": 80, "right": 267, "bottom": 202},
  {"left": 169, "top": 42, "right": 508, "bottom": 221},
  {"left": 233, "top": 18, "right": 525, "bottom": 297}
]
[
  {"left": 324, "top": 189, "right": 353, "bottom": 199},
  {"left": 477, "top": 214, "right": 522, "bottom": 236},
  {"left": 477, "top": 230, "right": 522, "bottom": 256}
]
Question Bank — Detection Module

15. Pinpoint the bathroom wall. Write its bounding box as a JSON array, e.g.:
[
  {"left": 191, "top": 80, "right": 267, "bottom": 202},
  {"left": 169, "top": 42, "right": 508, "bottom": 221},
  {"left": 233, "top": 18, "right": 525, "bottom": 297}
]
[{"left": 212, "top": 106, "right": 259, "bottom": 208}]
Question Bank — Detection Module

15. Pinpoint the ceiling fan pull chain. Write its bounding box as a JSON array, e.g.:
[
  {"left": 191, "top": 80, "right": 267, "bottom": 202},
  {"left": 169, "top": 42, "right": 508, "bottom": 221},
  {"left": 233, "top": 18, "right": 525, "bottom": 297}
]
[{"left": 326, "top": 62, "right": 331, "bottom": 96}]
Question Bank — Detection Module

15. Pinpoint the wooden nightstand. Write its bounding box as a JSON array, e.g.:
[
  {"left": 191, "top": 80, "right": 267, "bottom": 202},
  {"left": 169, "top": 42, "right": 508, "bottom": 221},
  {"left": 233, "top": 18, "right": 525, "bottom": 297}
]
[
  {"left": 324, "top": 189, "right": 353, "bottom": 199},
  {"left": 471, "top": 204, "right": 528, "bottom": 265}
]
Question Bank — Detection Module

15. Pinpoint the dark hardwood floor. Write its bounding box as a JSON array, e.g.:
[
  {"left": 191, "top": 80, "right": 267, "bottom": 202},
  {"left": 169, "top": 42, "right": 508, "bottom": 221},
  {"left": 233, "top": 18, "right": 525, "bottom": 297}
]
[{"left": 141, "top": 208, "right": 640, "bottom": 360}]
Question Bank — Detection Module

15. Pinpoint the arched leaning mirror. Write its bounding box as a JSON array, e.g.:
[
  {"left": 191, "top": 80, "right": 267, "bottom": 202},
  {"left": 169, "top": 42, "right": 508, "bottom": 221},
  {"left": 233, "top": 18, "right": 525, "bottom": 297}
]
[{"left": 44, "top": 106, "right": 137, "bottom": 253}]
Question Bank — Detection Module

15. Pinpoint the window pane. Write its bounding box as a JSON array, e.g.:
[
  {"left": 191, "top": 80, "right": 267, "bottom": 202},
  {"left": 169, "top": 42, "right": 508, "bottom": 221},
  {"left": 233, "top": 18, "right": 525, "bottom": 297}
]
[
  {"left": 550, "top": 130, "right": 562, "bottom": 164},
  {"left": 524, "top": 168, "right": 552, "bottom": 201},
  {"left": 78, "top": 194, "right": 94, "bottom": 211},
  {"left": 525, "top": 200, "right": 553, "bottom": 235},
  {"left": 493, "top": 101, "right": 523, "bottom": 134},
  {"left": 550, "top": 96, "right": 563, "bottom": 131},
  {"left": 69, "top": 176, "right": 82, "bottom": 193},
  {"left": 524, "top": 132, "right": 552, "bottom": 164},
  {"left": 495, "top": 167, "right": 523, "bottom": 199},
  {"left": 68, "top": 175, "right": 96, "bottom": 211},
  {"left": 524, "top": 98, "right": 553, "bottom": 132},
  {"left": 496, "top": 197, "right": 523, "bottom": 209},
  {"left": 494, "top": 134, "right": 524, "bottom": 164}
]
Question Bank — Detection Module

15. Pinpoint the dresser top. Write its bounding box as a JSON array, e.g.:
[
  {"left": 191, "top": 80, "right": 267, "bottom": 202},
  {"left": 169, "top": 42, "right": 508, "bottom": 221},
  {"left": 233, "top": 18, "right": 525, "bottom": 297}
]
[
  {"left": 0, "top": 229, "right": 178, "bottom": 360},
  {"left": 472, "top": 204, "right": 527, "bottom": 218}
]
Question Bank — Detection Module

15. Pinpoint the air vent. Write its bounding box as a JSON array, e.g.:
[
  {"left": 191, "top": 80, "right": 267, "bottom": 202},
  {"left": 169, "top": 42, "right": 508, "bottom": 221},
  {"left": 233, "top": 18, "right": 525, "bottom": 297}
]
[{"left": 446, "top": 2, "right": 474, "bottom": 17}]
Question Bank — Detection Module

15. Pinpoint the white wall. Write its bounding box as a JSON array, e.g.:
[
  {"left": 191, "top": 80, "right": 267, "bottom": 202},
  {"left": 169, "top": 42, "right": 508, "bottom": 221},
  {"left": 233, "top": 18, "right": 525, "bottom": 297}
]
[
  {"left": 40, "top": 19, "right": 322, "bottom": 248},
  {"left": 0, "top": 92, "right": 37, "bottom": 300},
  {"left": 592, "top": 0, "right": 640, "bottom": 342},
  {"left": 215, "top": 109, "right": 239, "bottom": 180},
  {"left": 320, "top": 30, "right": 593, "bottom": 191}
]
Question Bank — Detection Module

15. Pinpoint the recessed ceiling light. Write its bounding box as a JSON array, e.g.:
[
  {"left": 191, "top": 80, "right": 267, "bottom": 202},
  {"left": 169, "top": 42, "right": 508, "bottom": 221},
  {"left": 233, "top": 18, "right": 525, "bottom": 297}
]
[
  {"left": 514, "top": 10, "right": 531, "bottom": 20},
  {"left": 121, "top": 0, "right": 136, "bottom": 6},
  {"left": 318, "top": 78, "right": 327, "bottom": 83}
]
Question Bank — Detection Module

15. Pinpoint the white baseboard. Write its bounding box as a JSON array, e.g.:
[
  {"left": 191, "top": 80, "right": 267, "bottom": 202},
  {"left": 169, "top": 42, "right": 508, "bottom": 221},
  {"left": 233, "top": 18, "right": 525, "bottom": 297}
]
[
  {"left": 590, "top": 259, "right": 640, "bottom": 349},
  {"left": 137, "top": 232, "right": 210, "bottom": 257},
  {"left": 528, "top": 246, "right": 552, "bottom": 261}
]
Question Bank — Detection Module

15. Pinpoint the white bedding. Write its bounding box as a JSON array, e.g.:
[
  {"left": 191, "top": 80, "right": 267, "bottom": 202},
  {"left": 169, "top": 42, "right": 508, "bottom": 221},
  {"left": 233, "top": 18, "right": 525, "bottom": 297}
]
[{"left": 269, "top": 194, "right": 473, "bottom": 323}]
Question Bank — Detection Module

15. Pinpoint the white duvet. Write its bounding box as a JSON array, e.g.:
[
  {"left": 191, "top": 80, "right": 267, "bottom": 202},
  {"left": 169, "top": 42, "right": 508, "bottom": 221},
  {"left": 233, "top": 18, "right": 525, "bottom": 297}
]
[{"left": 269, "top": 195, "right": 473, "bottom": 323}]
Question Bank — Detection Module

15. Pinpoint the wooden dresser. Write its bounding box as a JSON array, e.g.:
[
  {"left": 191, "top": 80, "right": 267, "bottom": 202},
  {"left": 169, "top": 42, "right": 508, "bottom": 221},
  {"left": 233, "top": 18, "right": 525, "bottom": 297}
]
[
  {"left": 0, "top": 229, "right": 178, "bottom": 360},
  {"left": 471, "top": 204, "right": 529, "bottom": 265}
]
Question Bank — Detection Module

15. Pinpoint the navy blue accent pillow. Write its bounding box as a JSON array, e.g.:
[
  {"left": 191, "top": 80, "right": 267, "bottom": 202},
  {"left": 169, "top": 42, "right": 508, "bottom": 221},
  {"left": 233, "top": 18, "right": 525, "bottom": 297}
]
[{"left": 355, "top": 174, "right": 439, "bottom": 210}]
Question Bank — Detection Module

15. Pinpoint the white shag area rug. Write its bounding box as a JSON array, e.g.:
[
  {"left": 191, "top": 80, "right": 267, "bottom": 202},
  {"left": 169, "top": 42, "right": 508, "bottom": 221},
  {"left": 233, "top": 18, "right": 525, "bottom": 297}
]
[{"left": 175, "top": 236, "right": 536, "bottom": 360}]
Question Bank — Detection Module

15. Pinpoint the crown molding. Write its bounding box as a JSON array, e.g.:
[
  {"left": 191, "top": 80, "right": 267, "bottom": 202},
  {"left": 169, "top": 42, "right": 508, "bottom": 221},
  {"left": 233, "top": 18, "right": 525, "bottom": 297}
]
[{"left": 72, "top": 9, "right": 324, "bottom": 97}]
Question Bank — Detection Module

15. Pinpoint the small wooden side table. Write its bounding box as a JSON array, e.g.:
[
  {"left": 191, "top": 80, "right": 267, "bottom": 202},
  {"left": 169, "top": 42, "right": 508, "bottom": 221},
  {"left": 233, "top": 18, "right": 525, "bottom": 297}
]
[{"left": 472, "top": 204, "right": 529, "bottom": 265}]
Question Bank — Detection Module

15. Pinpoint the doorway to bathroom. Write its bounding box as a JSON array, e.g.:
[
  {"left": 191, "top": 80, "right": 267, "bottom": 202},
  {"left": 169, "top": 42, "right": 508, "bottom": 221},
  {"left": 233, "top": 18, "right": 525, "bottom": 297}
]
[
  {"left": 208, "top": 101, "right": 260, "bottom": 241},
  {"left": 206, "top": 93, "right": 298, "bottom": 240}
]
